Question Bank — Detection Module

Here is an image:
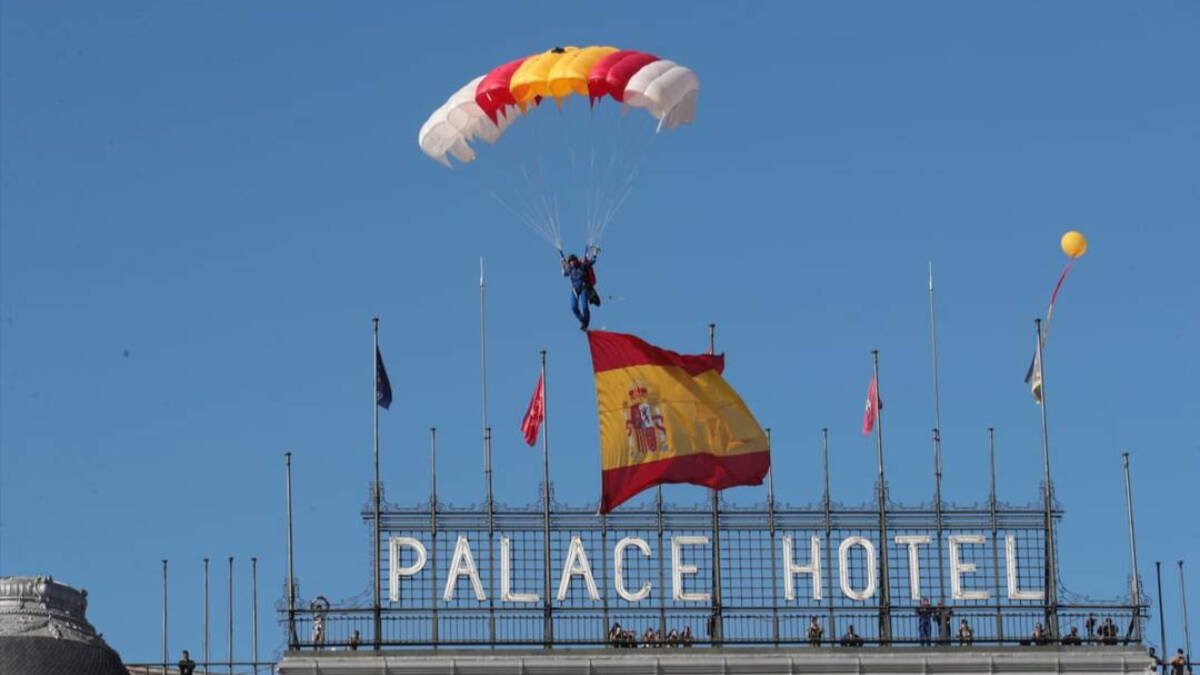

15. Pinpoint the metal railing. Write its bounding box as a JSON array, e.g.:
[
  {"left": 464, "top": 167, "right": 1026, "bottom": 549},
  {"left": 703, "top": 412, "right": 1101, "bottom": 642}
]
[
  {"left": 283, "top": 602, "right": 1143, "bottom": 651},
  {"left": 124, "top": 661, "right": 277, "bottom": 674}
]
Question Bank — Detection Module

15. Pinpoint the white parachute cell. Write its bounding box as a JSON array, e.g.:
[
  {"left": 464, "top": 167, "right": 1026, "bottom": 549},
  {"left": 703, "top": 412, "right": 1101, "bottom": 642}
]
[
  {"left": 418, "top": 76, "right": 519, "bottom": 167},
  {"left": 622, "top": 61, "right": 699, "bottom": 131}
]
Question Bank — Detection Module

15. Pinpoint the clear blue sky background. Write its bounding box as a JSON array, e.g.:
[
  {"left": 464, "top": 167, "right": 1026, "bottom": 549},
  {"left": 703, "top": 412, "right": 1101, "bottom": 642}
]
[{"left": 2, "top": 0, "right": 1197, "bottom": 664}]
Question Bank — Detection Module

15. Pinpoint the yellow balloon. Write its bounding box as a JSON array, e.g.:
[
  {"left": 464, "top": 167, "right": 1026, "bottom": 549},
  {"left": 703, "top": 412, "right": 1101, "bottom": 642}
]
[{"left": 1061, "top": 230, "right": 1087, "bottom": 258}]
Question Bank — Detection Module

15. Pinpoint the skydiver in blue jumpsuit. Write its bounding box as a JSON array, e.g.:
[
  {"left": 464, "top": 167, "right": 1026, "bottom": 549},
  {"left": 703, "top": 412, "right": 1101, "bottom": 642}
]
[{"left": 561, "top": 247, "right": 600, "bottom": 331}]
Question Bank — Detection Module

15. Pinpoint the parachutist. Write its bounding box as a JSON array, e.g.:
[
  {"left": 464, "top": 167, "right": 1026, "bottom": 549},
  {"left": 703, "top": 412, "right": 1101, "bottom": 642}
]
[{"left": 561, "top": 248, "right": 601, "bottom": 331}]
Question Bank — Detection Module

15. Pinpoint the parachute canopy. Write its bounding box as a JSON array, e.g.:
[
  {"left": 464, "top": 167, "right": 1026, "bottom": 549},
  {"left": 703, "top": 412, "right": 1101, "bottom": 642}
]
[{"left": 419, "top": 46, "right": 699, "bottom": 167}]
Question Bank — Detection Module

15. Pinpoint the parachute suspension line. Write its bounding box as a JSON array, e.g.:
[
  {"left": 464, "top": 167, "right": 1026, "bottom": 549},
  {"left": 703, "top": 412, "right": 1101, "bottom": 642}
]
[
  {"left": 488, "top": 191, "right": 559, "bottom": 249},
  {"left": 592, "top": 164, "right": 639, "bottom": 244},
  {"left": 584, "top": 108, "right": 604, "bottom": 246},
  {"left": 591, "top": 123, "right": 657, "bottom": 244},
  {"left": 512, "top": 164, "right": 559, "bottom": 248}
]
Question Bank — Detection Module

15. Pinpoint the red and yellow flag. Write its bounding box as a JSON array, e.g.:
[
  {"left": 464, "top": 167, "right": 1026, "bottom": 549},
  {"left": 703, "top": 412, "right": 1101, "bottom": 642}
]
[{"left": 588, "top": 330, "right": 770, "bottom": 512}]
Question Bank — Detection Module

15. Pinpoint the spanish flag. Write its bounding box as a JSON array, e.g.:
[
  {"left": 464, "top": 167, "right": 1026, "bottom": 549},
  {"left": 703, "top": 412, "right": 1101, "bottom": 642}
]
[{"left": 588, "top": 330, "right": 770, "bottom": 513}]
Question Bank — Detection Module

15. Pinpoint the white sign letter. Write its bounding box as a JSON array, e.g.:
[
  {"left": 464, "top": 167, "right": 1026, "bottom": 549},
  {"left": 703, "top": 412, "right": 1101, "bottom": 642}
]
[
  {"left": 557, "top": 536, "right": 600, "bottom": 601},
  {"left": 894, "top": 535, "right": 930, "bottom": 600},
  {"left": 949, "top": 535, "right": 989, "bottom": 601},
  {"left": 671, "top": 535, "right": 711, "bottom": 602},
  {"left": 388, "top": 537, "right": 427, "bottom": 602},
  {"left": 500, "top": 537, "right": 539, "bottom": 603},
  {"left": 443, "top": 536, "right": 486, "bottom": 602},
  {"left": 838, "top": 536, "right": 878, "bottom": 601},
  {"left": 614, "top": 537, "right": 652, "bottom": 602},
  {"left": 782, "top": 536, "right": 822, "bottom": 600},
  {"left": 1005, "top": 535, "right": 1044, "bottom": 600}
]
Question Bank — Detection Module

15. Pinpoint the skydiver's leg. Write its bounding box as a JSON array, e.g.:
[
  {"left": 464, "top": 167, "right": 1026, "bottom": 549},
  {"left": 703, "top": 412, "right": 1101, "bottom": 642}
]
[
  {"left": 571, "top": 290, "right": 584, "bottom": 322},
  {"left": 571, "top": 289, "right": 590, "bottom": 330}
]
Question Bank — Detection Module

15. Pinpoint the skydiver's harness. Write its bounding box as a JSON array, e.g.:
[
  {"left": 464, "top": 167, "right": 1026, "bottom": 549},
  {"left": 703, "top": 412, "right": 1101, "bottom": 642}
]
[{"left": 562, "top": 248, "right": 602, "bottom": 306}]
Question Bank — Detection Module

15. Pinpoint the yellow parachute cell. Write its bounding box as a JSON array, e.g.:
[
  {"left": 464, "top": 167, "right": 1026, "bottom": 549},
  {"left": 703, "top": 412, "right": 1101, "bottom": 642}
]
[
  {"left": 509, "top": 47, "right": 579, "bottom": 104},
  {"left": 547, "top": 46, "right": 619, "bottom": 99}
]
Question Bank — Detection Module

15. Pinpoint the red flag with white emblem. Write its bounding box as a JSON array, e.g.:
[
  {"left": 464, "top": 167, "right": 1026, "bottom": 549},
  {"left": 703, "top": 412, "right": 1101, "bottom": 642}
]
[
  {"left": 521, "top": 374, "right": 545, "bottom": 446},
  {"left": 862, "top": 375, "right": 882, "bottom": 436}
]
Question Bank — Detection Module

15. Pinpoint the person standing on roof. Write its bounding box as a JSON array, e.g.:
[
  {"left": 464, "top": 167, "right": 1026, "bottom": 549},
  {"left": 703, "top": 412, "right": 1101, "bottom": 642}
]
[{"left": 561, "top": 246, "right": 600, "bottom": 331}]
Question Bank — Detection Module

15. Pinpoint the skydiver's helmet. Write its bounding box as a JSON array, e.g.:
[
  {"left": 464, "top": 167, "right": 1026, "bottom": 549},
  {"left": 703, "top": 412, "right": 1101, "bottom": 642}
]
[{"left": 567, "top": 255, "right": 580, "bottom": 266}]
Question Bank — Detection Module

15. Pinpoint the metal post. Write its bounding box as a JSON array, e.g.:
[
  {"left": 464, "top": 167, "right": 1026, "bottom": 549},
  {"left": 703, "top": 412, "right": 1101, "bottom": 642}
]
[
  {"left": 823, "top": 428, "right": 835, "bottom": 642},
  {"left": 656, "top": 485, "right": 666, "bottom": 641},
  {"left": 227, "top": 556, "right": 234, "bottom": 675},
  {"left": 540, "top": 350, "right": 553, "bottom": 648},
  {"left": 480, "top": 263, "right": 496, "bottom": 648},
  {"left": 871, "top": 350, "right": 893, "bottom": 643},
  {"left": 766, "top": 428, "right": 779, "bottom": 646},
  {"left": 988, "top": 429, "right": 1003, "bottom": 643},
  {"left": 204, "top": 557, "right": 210, "bottom": 672},
  {"left": 933, "top": 428, "right": 946, "bottom": 604},
  {"left": 430, "top": 427, "right": 439, "bottom": 648},
  {"left": 1034, "top": 319, "right": 1060, "bottom": 636},
  {"left": 927, "top": 262, "right": 944, "bottom": 446},
  {"left": 485, "top": 427, "right": 496, "bottom": 647},
  {"left": 480, "top": 259, "right": 493, "bottom": 518},
  {"left": 1122, "top": 453, "right": 1143, "bottom": 641},
  {"left": 600, "top": 512, "right": 610, "bottom": 643},
  {"left": 251, "top": 557, "right": 259, "bottom": 674},
  {"left": 162, "top": 559, "right": 168, "bottom": 675},
  {"left": 1157, "top": 562, "right": 1168, "bottom": 674},
  {"left": 708, "top": 322, "right": 723, "bottom": 645},
  {"left": 372, "top": 317, "right": 383, "bottom": 651},
  {"left": 1181, "top": 561, "right": 1193, "bottom": 675},
  {"left": 928, "top": 264, "right": 947, "bottom": 605},
  {"left": 285, "top": 452, "right": 298, "bottom": 651}
]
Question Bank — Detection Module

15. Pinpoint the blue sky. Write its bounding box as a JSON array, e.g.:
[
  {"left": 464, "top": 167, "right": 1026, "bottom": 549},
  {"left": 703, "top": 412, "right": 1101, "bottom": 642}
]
[{"left": 2, "top": 0, "right": 1197, "bottom": 664}]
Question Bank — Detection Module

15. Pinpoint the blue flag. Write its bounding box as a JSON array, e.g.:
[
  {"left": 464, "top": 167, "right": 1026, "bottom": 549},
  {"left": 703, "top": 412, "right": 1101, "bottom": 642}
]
[{"left": 376, "top": 346, "right": 392, "bottom": 409}]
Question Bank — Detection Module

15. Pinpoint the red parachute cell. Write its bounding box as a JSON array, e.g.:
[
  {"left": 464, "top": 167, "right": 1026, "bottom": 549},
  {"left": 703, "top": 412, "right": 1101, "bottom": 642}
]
[
  {"left": 476, "top": 56, "right": 530, "bottom": 124},
  {"left": 586, "top": 49, "right": 637, "bottom": 101},
  {"left": 602, "top": 52, "right": 660, "bottom": 103}
]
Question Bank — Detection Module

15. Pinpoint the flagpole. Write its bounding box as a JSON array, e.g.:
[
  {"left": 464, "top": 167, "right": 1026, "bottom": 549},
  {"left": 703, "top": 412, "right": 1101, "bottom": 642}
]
[
  {"left": 928, "top": 261, "right": 945, "bottom": 474},
  {"left": 766, "top": 428, "right": 779, "bottom": 646},
  {"left": 708, "top": 322, "right": 723, "bottom": 646},
  {"left": 227, "top": 555, "right": 234, "bottom": 675},
  {"left": 429, "top": 427, "right": 439, "bottom": 648},
  {"left": 1122, "top": 452, "right": 1143, "bottom": 641},
  {"left": 1034, "top": 318, "right": 1059, "bottom": 636},
  {"left": 480, "top": 259, "right": 493, "bottom": 511},
  {"left": 656, "top": 481, "right": 666, "bottom": 641},
  {"left": 203, "top": 557, "right": 210, "bottom": 672},
  {"left": 161, "top": 559, "right": 168, "bottom": 675},
  {"left": 485, "top": 426, "right": 496, "bottom": 645},
  {"left": 927, "top": 263, "right": 946, "bottom": 603},
  {"left": 1157, "top": 562, "right": 1168, "bottom": 674},
  {"left": 988, "top": 428, "right": 1003, "bottom": 642},
  {"left": 285, "top": 452, "right": 297, "bottom": 650},
  {"left": 372, "top": 317, "right": 383, "bottom": 650},
  {"left": 251, "top": 557, "right": 259, "bottom": 674},
  {"left": 822, "top": 428, "right": 835, "bottom": 642},
  {"left": 1181, "top": 561, "right": 1193, "bottom": 675},
  {"left": 872, "top": 349, "right": 892, "bottom": 643},
  {"left": 480, "top": 261, "right": 496, "bottom": 646},
  {"left": 540, "top": 351, "right": 553, "bottom": 648}
]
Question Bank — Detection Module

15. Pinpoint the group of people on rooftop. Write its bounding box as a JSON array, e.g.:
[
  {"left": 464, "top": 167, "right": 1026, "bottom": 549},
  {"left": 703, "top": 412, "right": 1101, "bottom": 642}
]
[
  {"left": 1032, "top": 613, "right": 1120, "bottom": 646},
  {"left": 916, "top": 598, "right": 972, "bottom": 646},
  {"left": 607, "top": 623, "right": 694, "bottom": 648}
]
